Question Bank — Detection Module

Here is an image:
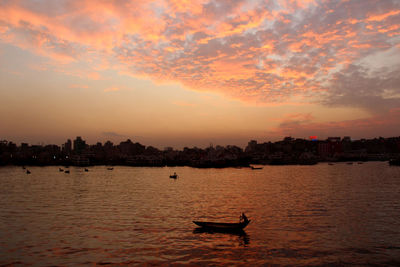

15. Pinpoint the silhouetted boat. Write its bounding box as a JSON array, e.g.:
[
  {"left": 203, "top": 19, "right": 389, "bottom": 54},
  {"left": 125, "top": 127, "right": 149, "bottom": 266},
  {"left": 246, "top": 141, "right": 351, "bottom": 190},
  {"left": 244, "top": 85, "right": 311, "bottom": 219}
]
[
  {"left": 65, "top": 170, "right": 70, "bottom": 174},
  {"left": 251, "top": 166, "right": 263, "bottom": 170},
  {"left": 347, "top": 162, "right": 353, "bottom": 165},
  {"left": 59, "top": 168, "right": 64, "bottom": 172},
  {"left": 328, "top": 163, "right": 334, "bottom": 165},
  {"left": 170, "top": 172, "right": 178, "bottom": 178},
  {"left": 193, "top": 213, "right": 250, "bottom": 231},
  {"left": 389, "top": 158, "right": 400, "bottom": 166},
  {"left": 84, "top": 168, "right": 89, "bottom": 172},
  {"left": 107, "top": 167, "right": 114, "bottom": 170},
  {"left": 26, "top": 170, "right": 31, "bottom": 174}
]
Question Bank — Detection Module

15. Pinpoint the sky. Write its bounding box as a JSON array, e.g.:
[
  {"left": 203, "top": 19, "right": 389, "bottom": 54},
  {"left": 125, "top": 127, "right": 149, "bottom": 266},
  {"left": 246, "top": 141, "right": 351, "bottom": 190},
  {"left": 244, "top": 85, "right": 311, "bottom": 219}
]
[{"left": 0, "top": 0, "right": 399, "bottom": 149}]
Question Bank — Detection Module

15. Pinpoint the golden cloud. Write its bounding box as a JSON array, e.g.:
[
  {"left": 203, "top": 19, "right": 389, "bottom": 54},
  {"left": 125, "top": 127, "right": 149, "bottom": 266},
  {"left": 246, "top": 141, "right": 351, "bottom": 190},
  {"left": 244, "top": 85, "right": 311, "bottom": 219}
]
[{"left": 0, "top": 0, "right": 399, "bottom": 110}]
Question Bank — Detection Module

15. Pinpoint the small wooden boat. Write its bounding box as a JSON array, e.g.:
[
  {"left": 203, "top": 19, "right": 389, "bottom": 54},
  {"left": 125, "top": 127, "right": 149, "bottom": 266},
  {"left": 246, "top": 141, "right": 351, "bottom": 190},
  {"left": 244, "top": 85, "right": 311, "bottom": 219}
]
[
  {"left": 65, "top": 170, "right": 70, "bottom": 174},
  {"left": 26, "top": 170, "right": 31, "bottom": 174},
  {"left": 59, "top": 168, "right": 64, "bottom": 172},
  {"left": 107, "top": 167, "right": 114, "bottom": 170},
  {"left": 84, "top": 168, "right": 89, "bottom": 172},
  {"left": 193, "top": 221, "right": 250, "bottom": 231},
  {"left": 251, "top": 166, "right": 263, "bottom": 170},
  {"left": 170, "top": 172, "right": 178, "bottom": 179},
  {"left": 193, "top": 213, "right": 250, "bottom": 231}
]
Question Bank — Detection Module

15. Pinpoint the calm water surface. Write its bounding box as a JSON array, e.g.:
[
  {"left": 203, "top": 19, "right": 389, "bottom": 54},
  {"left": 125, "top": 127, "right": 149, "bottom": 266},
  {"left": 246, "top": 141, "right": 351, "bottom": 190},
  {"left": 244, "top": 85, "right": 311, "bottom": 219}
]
[{"left": 1, "top": 162, "right": 400, "bottom": 266}]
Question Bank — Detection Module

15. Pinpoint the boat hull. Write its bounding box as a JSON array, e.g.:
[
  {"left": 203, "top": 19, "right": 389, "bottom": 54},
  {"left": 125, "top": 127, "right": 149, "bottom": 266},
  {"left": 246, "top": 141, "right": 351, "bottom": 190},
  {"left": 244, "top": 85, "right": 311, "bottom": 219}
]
[{"left": 193, "top": 220, "right": 250, "bottom": 230}]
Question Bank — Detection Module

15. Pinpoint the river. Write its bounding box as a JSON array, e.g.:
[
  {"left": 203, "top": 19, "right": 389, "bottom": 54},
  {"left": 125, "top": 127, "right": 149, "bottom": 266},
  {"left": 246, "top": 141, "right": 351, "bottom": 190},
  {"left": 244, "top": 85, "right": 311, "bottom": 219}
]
[{"left": 1, "top": 162, "right": 399, "bottom": 265}]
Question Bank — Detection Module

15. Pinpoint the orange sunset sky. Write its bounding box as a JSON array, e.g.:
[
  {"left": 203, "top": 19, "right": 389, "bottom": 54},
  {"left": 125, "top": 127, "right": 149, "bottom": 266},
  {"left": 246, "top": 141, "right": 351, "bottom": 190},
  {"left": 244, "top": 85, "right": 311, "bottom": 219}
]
[{"left": 0, "top": 0, "right": 399, "bottom": 148}]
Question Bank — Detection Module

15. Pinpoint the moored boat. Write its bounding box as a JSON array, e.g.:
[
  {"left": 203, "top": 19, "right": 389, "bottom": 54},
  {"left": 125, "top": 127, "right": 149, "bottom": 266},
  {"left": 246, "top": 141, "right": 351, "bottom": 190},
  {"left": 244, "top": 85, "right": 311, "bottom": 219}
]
[
  {"left": 170, "top": 172, "right": 178, "bottom": 178},
  {"left": 193, "top": 213, "right": 250, "bottom": 231}
]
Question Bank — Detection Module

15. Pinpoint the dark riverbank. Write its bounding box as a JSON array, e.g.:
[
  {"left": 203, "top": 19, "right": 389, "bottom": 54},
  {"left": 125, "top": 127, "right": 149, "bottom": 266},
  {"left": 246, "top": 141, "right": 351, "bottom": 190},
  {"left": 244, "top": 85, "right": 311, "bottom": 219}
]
[
  {"left": 1, "top": 136, "right": 399, "bottom": 168},
  {"left": 1, "top": 157, "right": 397, "bottom": 168}
]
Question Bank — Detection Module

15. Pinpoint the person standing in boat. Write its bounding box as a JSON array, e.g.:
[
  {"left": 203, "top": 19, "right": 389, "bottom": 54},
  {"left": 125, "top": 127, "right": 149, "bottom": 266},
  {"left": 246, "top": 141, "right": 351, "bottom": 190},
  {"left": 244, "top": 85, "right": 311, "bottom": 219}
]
[{"left": 240, "top": 213, "right": 249, "bottom": 224}]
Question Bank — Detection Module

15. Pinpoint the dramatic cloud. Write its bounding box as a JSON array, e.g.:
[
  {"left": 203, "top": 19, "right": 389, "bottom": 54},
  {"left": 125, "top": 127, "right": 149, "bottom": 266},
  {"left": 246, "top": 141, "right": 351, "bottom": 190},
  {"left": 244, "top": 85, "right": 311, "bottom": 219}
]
[
  {"left": 1, "top": 0, "right": 399, "bottom": 112},
  {"left": 323, "top": 63, "right": 400, "bottom": 114},
  {"left": 269, "top": 108, "right": 400, "bottom": 139},
  {"left": 276, "top": 113, "right": 315, "bottom": 129}
]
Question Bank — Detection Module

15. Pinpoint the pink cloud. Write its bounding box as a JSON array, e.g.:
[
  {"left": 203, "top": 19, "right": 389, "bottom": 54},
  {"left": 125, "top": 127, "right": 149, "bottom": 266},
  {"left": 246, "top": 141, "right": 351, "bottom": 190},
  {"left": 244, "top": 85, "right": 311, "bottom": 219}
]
[
  {"left": 367, "top": 10, "right": 400, "bottom": 22},
  {"left": 0, "top": 0, "right": 399, "bottom": 112}
]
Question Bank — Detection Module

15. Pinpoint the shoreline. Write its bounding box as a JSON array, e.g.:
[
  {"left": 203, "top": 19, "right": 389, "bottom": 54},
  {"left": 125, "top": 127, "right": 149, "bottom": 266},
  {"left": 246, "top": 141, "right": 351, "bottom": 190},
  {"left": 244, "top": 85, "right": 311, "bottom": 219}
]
[{"left": 0, "top": 158, "right": 395, "bottom": 169}]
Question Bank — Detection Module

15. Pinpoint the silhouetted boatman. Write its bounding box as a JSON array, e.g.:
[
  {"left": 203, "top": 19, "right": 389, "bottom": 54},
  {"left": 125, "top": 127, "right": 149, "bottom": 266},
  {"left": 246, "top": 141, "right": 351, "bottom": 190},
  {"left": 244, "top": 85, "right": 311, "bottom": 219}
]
[{"left": 240, "top": 213, "right": 249, "bottom": 224}]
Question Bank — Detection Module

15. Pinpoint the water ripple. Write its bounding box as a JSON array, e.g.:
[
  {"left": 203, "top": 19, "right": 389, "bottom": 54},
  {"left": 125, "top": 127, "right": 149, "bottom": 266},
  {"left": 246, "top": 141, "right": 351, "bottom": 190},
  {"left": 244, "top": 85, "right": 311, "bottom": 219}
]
[{"left": 0, "top": 163, "right": 399, "bottom": 265}]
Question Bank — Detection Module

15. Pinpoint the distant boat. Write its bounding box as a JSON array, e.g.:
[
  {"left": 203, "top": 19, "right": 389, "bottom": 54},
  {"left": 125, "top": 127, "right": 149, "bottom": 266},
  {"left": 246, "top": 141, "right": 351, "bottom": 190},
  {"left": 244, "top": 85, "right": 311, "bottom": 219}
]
[
  {"left": 328, "top": 163, "right": 334, "bottom": 165},
  {"left": 26, "top": 170, "right": 31, "bottom": 174},
  {"left": 389, "top": 158, "right": 400, "bottom": 166},
  {"left": 107, "top": 167, "right": 114, "bottom": 170},
  {"left": 347, "top": 162, "right": 353, "bottom": 165},
  {"left": 251, "top": 166, "right": 263, "bottom": 170},
  {"left": 193, "top": 213, "right": 250, "bottom": 231},
  {"left": 84, "top": 168, "right": 89, "bottom": 172},
  {"left": 59, "top": 168, "right": 64, "bottom": 172},
  {"left": 357, "top": 162, "right": 363, "bottom": 164},
  {"left": 170, "top": 172, "right": 178, "bottom": 179},
  {"left": 65, "top": 170, "right": 70, "bottom": 174}
]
